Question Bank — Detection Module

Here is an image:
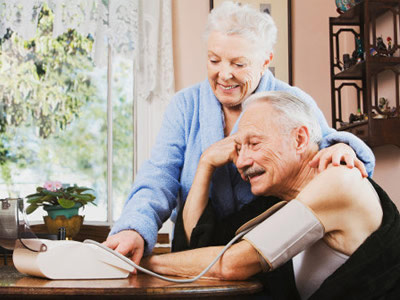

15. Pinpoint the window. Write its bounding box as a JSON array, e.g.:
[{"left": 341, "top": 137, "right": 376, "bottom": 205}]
[{"left": 0, "top": 3, "right": 134, "bottom": 223}]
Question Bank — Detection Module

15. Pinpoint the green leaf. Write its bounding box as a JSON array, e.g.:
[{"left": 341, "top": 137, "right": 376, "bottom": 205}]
[
  {"left": 26, "top": 196, "right": 43, "bottom": 203},
  {"left": 26, "top": 192, "right": 41, "bottom": 198},
  {"left": 74, "top": 187, "right": 92, "bottom": 193},
  {"left": 25, "top": 204, "right": 38, "bottom": 214},
  {"left": 42, "top": 189, "right": 63, "bottom": 197},
  {"left": 57, "top": 198, "right": 75, "bottom": 209},
  {"left": 69, "top": 193, "right": 93, "bottom": 201}
]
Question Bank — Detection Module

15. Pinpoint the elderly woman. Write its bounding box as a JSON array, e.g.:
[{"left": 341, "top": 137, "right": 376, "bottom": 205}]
[
  {"left": 105, "top": 1, "right": 374, "bottom": 264},
  {"left": 142, "top": 92, "right": 399, "bottom": 299}
]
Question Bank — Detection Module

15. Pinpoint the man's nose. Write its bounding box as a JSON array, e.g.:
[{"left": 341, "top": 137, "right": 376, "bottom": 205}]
[{"left": 236, "top": 147, "right": 252, "bottom": 169}]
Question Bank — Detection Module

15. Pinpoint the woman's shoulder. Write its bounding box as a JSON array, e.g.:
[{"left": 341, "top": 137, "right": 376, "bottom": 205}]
[
  {"left": 174, "top": 79, "right": 209, "bottom": 101},
  {"left": 169, "top": 79, "right": 219, "bottom": 117}
]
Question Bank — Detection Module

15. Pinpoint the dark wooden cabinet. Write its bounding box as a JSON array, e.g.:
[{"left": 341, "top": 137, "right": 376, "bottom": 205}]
[{"left": 329, "top": 0, "right": 400, "bottom": 147}]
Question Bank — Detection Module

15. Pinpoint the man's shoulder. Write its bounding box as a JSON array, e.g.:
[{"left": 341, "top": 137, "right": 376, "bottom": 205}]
[
  {"left": 315, "top": 165, "right": 378, "bottom": 205},
  {"left": 299, "top": 165, "right": 380, "bottom": 219}
]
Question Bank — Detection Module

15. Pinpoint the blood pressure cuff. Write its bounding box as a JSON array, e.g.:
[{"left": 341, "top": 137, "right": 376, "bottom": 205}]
[{"left": 239, "top": 200, "right": 325, "bottom": 271}]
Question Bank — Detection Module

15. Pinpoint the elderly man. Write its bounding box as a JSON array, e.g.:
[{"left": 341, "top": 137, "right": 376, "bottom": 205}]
[{"left": 141, "top": 92, "right": 400, "bottom": 300}]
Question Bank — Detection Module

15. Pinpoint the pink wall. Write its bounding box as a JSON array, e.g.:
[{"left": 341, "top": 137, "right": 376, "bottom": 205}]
[
  {"left": 172, "top": 0, "right": 208, "bottom": 90},
  {"left": 172, "top": 0, "right": 400, "bottom": 206},
  {"left": 292, "top": 0, "right": 336, "bottom": 124},
  {"left": 292, "top": 1, "right": 400, "bottom": 206}
]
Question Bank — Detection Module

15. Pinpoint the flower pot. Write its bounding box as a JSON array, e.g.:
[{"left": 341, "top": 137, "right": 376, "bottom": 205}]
[
  {"left": 43, "top": 203, "right": 82, "bottom": 220},
  {"left": 43, "top": 215, "right": 84, "bottom": 240},
  {"left": 43, "top": 203, "right": 84, "bottom": 239}
]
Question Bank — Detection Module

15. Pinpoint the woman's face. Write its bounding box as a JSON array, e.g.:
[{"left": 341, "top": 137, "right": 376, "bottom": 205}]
[{"left": 207, "top": 31, "right": 271, "bottom": 109}]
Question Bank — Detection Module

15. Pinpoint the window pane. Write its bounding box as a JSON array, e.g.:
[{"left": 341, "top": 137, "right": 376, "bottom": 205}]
[
  {"left": 112, "top": 56, "right": 134, "bottom": 221},
  {"left": 0, "top": 4, "right": 113, "bottom": 222}
]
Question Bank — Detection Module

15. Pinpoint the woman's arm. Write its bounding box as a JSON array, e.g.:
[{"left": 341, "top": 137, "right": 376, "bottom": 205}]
[{"left": 109, "top": 95, "right": 189, "bottom": 257}]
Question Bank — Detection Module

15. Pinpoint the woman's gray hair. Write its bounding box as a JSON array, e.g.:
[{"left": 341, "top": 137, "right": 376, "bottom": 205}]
[
  {"left": 242, "top": 91, "right": 322, "bottom": 145},
  {"left": 205, "top": 1, "right": 277, "bottom": 59}
]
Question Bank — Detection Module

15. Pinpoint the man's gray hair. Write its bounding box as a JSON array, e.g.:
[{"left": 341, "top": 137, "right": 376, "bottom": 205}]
[
  {"left": 205, "top": 1, "right": 277, "bottom": 59},
  {"left": 243, "top": 91, "right": 322, "bottom": 145}
]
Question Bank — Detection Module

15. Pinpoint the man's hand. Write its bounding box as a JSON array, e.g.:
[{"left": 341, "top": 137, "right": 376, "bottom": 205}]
[
  {"left": 309, "top": 143, "right": 368, "bottom": 177},
  {"left": 200, "top": 135, "right": 238, "bottom": 169},
  {"left": 103, "top": 230, "right": 145, "bottom": 272}
]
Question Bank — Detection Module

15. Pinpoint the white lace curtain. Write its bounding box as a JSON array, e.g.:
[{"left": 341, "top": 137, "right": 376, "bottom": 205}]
[{"left": 0, "top": 0, "right": 174, "bottom": 102}]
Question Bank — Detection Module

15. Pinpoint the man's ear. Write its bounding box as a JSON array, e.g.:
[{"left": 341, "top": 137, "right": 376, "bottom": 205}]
[{"left": 293, "top": 126, "right": 310, "bottom": 154}]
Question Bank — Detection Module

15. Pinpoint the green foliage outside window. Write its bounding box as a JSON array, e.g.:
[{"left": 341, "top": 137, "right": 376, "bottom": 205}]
[
  {"left": 0, "top": 4, "right": 133, "bottom": 219},
  {"left": 0, "top": 4, "right": 98, "bottom": 187}
]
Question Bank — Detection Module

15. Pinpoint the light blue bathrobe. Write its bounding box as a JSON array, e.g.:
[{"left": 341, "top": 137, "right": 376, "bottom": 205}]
[{"left": 110, "top": 71, "right": 375, "bottom": 255}]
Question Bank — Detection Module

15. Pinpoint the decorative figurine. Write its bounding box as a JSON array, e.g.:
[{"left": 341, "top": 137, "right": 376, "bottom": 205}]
[
  {"left": 335, "top": 0, "right": 362, "bottom": 14},
  {"left": 349, "top": 108, "right": 363, "bottom": 123},
  {"left": 387, "top": 37, "right": 393, "bottom": 56},
  {"left": 343, "top": 53, "right": 352, "bottom": 69},
  {"left": 370, "top": 48, "right": 378, "bottom": 56},
  {"left": 378, "top": 97, "right": 389, "bottom": 112},
  {"left": 376, "top": 36, "right": 387, "bottom": 55},
  {"left": 355, "top": 36, "right": 364, "bottom": 62}
]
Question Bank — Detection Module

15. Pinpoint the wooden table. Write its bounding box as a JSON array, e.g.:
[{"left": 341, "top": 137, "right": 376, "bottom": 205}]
[{"left": 0, "top": 266, "right": 263, "bottom": 299}]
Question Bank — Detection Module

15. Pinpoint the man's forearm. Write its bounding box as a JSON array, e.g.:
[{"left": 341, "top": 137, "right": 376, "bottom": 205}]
[
  {"left": 141, "top": 246, "right": 225, "bottom": 279},
  {"left": 183, "top": 160, "right": 215, "bottom": 241},
  {"left": 141, "top": 241, "right": 262, "bottom": 281}
]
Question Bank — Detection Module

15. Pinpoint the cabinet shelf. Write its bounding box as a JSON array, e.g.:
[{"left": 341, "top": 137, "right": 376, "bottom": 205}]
[
  {"left": 334, "top": 62, "right": 364, "bottom": 79},
  {"left": 329, "top": 0, "right": 400, "bottom": 148},
  {"left": 334, "top": 57, "right": 400, "bottom": 80}
]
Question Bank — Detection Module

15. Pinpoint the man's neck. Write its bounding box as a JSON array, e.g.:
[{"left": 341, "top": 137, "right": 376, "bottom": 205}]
[{"left": 275, "top": 148, "right": 319, "bottom": 201}]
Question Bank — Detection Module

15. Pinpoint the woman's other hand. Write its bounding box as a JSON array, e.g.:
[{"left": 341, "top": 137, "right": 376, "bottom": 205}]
[{"left": 309, "top": 143, "right": 368, "bottom": 177}]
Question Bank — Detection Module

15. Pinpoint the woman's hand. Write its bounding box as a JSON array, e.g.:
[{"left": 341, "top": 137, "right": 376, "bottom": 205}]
[
  {"left": 309, "top": 143, "right": 368, "bottom": 177},
  {"left": 103, "top": 230, "right": 145, "bottom": 273}
]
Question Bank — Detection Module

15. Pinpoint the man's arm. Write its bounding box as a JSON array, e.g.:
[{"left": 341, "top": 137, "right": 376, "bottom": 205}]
[
  {"left": 183, "top": 136, "right": 238, "bottom": 242},
  {"left": 296, "top": 165, "right": 382, "bottom": 255},
  {"left": 141, "top": 240, "right": 262, "bottom": 280},
  {"left": 143, "top": 167, "right": 382, "bottom": 280}
]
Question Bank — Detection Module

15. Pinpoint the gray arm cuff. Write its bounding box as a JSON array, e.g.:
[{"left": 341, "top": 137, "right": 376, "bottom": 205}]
[{"left": 243, "top": 200, "right": 325, "bottom": 271}]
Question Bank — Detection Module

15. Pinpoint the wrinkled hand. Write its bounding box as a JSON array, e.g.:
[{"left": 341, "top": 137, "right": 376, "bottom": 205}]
[
  {"left": 309, "top": 143, "right": 368, "bottom": 177},
  {"left": 200, "top": 135, "right": 238, "bottom": 169},
  {"left": 103, "top": 230, "right": 145, "bottom": 273}
]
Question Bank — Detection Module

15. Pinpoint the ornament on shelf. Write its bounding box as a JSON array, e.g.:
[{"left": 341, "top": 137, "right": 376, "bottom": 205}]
[
  {"left": 354, "top": 36, "right": 364, "bottom": 62},
  {"left": 370, "top": 48, "right": 378, "bottom": 56},
  {"left": 335, "top": 0, "right": 362, "bottom": 14},
  {"left": 376, "top": 36, "right": 388, "bottom": 55},
  {"left": 343, "top": 53, "right": 353, "bottom": 69},
  {"left": 378, "top": 97, "right": 389, "bottom": 112},
  {"left": 349, "top": 108, "right": 364, "bottom": 123},
  {"left": 387, "top": 37, "right": 394, "bottom": 57}
]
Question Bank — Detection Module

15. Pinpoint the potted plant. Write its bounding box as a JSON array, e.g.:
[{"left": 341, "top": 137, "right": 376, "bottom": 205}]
[{"left": 25, "top": 181, "right": 96, "bottom": 239}]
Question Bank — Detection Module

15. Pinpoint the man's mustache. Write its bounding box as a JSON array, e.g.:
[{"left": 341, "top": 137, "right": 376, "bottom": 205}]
[{"left": 242, "top": 166, "right": 266, "bottom": 178}]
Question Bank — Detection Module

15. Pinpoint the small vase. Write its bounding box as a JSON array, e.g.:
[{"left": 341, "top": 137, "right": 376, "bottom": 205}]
[
  {"left": 43, "top": 203, "right": 84, "bottom": 239},
  {"left": 43, "top": 215, "right": 84, "bottom": 239},
  {"left": 43, "top": 203, "right": 82, "bottom": 220}
]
